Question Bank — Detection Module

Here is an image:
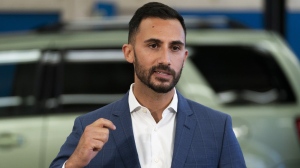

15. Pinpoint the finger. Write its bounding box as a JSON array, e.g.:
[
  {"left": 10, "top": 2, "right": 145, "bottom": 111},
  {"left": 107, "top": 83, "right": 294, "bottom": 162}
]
[
  {"left": 91, "top": 129, "right": 110, "bottom": 142},
  {"left": 92, "top": 118, "right": 116, "bottom": 130},
  {"left": 91, "top": 140, "right": 105, "bottom": 152}
]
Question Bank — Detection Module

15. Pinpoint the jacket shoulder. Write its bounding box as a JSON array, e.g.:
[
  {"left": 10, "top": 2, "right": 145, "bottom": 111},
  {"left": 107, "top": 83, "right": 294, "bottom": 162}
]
[
  {"left": 76, "top": 94, "right": 129, "bottom": 126},
  {"left": 185, "top": 98, "right": 230, "bottom": 121}
]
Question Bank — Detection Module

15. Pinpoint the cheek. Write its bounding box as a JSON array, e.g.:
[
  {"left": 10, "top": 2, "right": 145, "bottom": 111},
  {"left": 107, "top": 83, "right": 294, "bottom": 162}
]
[
  {"left": 137, "top": 56, "right": 156, "bottom": 67},
  {"left": 171, "top": 56, "right": 186, "bottom": 68}
]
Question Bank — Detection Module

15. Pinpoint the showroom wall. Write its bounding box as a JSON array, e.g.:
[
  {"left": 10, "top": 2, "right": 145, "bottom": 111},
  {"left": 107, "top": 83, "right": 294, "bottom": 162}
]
[{"left": 0, "top": 0, "right": 299, "bottom": 59}]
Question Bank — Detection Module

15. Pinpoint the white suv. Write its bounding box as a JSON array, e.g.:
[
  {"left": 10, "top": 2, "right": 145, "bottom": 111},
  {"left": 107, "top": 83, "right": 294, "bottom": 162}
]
[{"left": 0, "top": 28, "right": 300, "bottom": 168}]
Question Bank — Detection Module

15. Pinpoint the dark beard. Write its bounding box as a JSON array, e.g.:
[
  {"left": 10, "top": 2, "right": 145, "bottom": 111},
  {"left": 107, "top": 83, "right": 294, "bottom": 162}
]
[{"left": 133, "top": 50, "right": 183, "bottom": 93}]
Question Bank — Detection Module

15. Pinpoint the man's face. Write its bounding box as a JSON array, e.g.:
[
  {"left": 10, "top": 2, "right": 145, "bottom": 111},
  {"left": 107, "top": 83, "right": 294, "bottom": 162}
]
[
  {"left": 126, "top": 17, "right": 188, "bottom": 93},
  {"left": 133, "top": 49, "right": 183, "bottom": 93}
]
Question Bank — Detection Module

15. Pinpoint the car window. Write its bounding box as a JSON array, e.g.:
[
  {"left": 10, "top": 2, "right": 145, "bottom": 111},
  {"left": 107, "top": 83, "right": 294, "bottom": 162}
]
[
  {"left": 188, "top": 45, "right": 296, "bottom": 105},
  {"left": 0, "top": 50, "right": 40, "bottom": 117},
  {"left": 56, "top": 49, "right": 134, "bottom": 113}
]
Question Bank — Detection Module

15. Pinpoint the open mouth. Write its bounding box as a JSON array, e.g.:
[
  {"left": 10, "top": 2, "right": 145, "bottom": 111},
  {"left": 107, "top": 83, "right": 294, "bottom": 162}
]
[{"left": 154, "top": 70, "right": 171, "bottom": 76}]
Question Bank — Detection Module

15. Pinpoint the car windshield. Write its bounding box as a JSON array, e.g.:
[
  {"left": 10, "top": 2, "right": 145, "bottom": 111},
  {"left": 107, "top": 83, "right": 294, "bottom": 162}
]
[{"left": 188, "top": 45, "right": 296, "bottom": 105}]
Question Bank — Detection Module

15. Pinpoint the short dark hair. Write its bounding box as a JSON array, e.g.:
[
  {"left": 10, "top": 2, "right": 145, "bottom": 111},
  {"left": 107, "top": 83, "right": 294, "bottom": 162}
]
[{"left": 128, "top": 2, "right": 186, "bottom": 44}]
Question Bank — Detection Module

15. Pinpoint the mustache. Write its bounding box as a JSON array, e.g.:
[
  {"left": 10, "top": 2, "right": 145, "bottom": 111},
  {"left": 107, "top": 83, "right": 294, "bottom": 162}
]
[{"left": 150, "top": 64, "right": 175, "bottom": 76}]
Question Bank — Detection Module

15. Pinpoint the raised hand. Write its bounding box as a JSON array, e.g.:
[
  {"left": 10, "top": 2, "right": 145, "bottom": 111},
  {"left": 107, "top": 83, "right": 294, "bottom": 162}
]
[{"left": 65, "top": 118, "right": 116, "bottom": 168}]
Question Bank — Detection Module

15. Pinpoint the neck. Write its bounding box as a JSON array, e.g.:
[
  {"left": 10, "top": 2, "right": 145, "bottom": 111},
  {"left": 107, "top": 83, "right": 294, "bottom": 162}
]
[{"left": 133, "top": 83, "right": 174, "bottom": 122}]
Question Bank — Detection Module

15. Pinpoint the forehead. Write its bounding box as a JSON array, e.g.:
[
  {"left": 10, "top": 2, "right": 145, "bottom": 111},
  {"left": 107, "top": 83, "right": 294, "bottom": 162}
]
[{"left": 135, "top": 17, "right": 185, "bottom": 43}]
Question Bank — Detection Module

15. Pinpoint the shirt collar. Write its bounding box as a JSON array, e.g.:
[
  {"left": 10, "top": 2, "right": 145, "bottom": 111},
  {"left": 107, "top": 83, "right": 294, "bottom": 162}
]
[{"left": 128, "top": 83, "right": 178, "bottom": 113}]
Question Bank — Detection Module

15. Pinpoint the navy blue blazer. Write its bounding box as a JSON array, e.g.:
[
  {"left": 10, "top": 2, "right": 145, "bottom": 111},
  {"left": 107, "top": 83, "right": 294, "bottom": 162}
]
[{"left": 50, "top": 92, "right": 246, "bottom": 168}]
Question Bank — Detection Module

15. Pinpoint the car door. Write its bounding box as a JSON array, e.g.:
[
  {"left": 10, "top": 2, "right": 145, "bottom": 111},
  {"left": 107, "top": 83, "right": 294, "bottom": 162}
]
[
  {"left": 43, "top": 48, "right": 134, "bottom": 167},
  {"left": 0, "top": 50, "right": 44, "bottom": 168}
]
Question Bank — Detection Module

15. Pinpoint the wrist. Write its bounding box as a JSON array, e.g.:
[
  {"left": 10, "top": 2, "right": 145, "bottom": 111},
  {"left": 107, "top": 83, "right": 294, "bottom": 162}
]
[{"left": 65, "top": 158, "right": 84, "bottom": 168}]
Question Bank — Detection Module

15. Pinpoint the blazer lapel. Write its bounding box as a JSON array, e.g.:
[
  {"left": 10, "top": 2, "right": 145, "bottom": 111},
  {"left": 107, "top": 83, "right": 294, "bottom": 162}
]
[
  {"left": 110, "top": 93, "right": 141, "bottom": 168},
  {"left": 171, "top": 92, "right": 197, "bottom": 168}
]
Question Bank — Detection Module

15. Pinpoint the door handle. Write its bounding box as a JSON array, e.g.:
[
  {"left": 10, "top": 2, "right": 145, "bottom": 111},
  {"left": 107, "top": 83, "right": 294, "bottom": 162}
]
[{"left": 0, "top": 132, "right": 24, "bottom": 148}]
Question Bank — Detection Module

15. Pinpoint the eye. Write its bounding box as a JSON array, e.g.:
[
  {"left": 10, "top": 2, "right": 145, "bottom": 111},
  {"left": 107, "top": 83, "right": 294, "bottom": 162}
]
[
  {"left": 149, "top": 43, "right": 158, "bottom": 49},
  {"left": 171, "top": 46, "right": 180, "bottom": 51}
]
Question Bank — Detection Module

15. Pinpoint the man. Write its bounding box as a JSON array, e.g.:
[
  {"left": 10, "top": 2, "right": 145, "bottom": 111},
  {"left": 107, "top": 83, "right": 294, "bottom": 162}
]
[{"left": 50, "top": 2, "right": 246, "bottom": 168}]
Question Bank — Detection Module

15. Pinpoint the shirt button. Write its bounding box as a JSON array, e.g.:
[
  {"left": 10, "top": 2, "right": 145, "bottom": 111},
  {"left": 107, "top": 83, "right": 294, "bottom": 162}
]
[
  {"left": 142, "top": 108, "right": 147, "bottom": 113},
  {"left": 154, "top": 158, "right": 159, "bottom": 163},
  {"left": 154, "top": 127, "right": 158, "bottom": 131}
]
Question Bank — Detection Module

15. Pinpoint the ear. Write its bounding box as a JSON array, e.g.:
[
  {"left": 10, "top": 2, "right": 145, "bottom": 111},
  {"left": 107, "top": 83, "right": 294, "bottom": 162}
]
[
  {"left": 122, "top": 44, "right": 134, "bottom": 63},
  {"left": 183, "top": 49, "right": 189, "bottom": 66}
]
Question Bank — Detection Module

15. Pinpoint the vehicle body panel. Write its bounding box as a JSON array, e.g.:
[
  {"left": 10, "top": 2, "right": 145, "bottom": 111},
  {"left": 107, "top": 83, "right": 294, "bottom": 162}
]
[{"left": 0, "top": 30, "right": 300, "bottom": 168}]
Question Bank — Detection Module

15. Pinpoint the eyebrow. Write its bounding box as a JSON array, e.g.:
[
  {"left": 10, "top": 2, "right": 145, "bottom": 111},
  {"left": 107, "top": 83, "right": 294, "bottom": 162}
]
[
  {"left": 144, "top": 38, "right": 185, "bottom": 46},
  {"left": 170, "top": 40, "right": 185, "bottom": 46},
  {"left": 144, "top": 38, "right": 162, "bottom": 44}
]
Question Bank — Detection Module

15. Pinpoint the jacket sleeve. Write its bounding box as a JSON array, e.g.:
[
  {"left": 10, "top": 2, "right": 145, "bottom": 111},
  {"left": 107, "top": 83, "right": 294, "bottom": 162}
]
[
  {"left": 49, "top": 117, "right": 84, "bottom": 168},
  {"left": 219, "top": 115, "right": 247, "bottom": 167}
]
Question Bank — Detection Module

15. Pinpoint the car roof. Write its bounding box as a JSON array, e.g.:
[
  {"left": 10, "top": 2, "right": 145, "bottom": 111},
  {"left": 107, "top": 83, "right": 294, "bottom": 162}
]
[
  {"left": 0, "top": 29, "right": 280, "bottom": 51},
  {"left": 0, "top": 31, "right": 127, "bottom": 50}
]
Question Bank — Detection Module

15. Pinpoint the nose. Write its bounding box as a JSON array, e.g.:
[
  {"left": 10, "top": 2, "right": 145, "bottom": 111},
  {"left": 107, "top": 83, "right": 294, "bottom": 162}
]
[{"left": 158, "top": 47, "right": 171, "bottom": 65}]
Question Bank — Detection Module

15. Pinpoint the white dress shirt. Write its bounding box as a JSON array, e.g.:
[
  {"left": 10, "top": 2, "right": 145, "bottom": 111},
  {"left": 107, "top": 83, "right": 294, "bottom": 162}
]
[
  {"left": 63, "top": 84, "right": 178, "bottom": 168},
  {"left": 129, "top": 84, "right": 177, "bottom": 168}
]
